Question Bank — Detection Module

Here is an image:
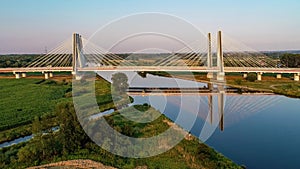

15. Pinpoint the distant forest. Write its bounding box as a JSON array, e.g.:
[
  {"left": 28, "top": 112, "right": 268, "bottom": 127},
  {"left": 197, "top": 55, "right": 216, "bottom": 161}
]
[
  {"left": 279, "top": 53, "right": 300, "bottom": 68},
  {"left": 1, "top": 52, "right": 300, "bottom": 68},
  {"left": 0, "top": 55, "right": 39, "bottom": 68}
]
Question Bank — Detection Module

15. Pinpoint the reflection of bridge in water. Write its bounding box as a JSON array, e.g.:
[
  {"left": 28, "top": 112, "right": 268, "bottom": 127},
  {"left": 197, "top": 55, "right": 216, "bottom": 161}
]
[
  {"left": 127, "top": 87, "right": 273, "bottom": 95},
  {"left": 127, "top": 84, "right": 276, "bottom": 132}
]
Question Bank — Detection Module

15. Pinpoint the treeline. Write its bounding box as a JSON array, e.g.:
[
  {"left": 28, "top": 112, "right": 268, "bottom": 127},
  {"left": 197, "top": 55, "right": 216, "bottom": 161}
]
[
  {"left": 0, "top": 55, "right": 39, "bottom": 68},
  {"left": 280, "top": 53, "right": 300, "bottom": 68}
]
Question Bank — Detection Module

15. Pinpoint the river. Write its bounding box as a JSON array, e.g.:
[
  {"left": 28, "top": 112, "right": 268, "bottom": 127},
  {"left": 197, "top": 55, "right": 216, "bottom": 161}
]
[{"left": 99, "top": 72, "right": 300, "bottom": 169}]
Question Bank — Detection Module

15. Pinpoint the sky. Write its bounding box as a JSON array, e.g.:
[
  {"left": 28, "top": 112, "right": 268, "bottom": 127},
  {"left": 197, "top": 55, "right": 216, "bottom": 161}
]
[{"left": 0, "top": 0, "right": 299, "bottom": 54}]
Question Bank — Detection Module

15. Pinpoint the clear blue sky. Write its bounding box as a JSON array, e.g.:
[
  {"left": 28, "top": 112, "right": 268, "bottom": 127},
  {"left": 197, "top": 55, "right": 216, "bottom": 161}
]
[{"left": 0, "top": 0, "right": 299, "bottom": 53}]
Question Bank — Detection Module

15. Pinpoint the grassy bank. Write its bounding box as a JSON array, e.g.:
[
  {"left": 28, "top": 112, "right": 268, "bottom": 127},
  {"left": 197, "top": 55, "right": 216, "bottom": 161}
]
[
  {"left": 147, "top": 72, "right": 300, "bottom": 98},
  {"left": 226, "top": 76, "right": 300, "bottom": 98}
]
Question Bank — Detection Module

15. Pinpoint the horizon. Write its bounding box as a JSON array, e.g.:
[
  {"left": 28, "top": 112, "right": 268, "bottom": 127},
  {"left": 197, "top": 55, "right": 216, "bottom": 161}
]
[{"left": 1, "top": 49, "right": 300, "bottom": 55}]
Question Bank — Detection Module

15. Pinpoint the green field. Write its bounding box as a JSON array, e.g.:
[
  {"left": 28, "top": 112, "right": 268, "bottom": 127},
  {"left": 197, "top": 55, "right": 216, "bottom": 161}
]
[
  {"left": 226, "top": 76, "right": 300, "bottom": 98},
  {"left": 0, "top": 79, "right": 71, "bottom": 131}
]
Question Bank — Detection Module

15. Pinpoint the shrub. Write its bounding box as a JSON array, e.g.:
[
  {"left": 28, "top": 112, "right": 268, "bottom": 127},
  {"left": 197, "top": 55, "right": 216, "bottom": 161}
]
[{"left": 246, "top": 73, "right": 257, "bottom": 82}]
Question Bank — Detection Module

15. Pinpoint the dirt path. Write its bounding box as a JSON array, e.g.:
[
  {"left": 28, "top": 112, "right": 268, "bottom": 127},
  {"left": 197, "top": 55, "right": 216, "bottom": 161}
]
[{"left": 27, "top": 159, "right": 117, "bottom": 169}]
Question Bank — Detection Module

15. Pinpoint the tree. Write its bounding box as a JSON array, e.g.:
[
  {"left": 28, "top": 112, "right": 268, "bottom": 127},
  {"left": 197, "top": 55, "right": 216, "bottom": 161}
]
[
  {"left": 137, "top": 71, "right": 147, "bottom": 78},
  {"left": 111, "top": 73, "right": 129, "bottom": 95},
  {"left": 32, "top": 116, "right": 42, "bottom": 136},
  {"left": 56, "top": 102, "right": 89, "bottom": 155},
  {"left": 280, "top": 53, "right": 300, "bottom": 68},
  {"left": 17, "top": 143, "right": 41, "bottom": 164},
  {"left": 246, "top": 73, "right": 257, "bottom": 82}
]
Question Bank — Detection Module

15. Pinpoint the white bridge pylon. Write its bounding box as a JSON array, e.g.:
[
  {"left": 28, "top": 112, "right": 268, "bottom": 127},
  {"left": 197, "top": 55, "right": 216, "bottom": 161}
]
[{"left": 71, "top": 31, "right": 226, "bottom": 81}]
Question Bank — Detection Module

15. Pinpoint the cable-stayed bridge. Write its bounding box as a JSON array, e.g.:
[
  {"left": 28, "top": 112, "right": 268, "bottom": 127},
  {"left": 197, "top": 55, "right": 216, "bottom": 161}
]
[
  {"left": 0, "top": 32, "right": 286, "bottom": 132},
  {"left": 0, "top": 31, "right": 299, "bottom": 81}
]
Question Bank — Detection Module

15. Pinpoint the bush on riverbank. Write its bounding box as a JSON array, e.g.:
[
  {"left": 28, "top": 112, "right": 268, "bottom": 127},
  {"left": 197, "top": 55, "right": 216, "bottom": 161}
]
[{"left": 246, "top": 73, "right": 257, "bottom": 82}]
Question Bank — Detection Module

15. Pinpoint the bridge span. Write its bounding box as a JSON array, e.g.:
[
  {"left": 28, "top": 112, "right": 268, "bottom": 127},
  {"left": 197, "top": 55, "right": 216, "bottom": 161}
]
[
  {"left": 1, "top": 66, "right": 299, "bottom": 81},
  {"left": 0, "top": 31, "right": 299, "bottom": 81}
]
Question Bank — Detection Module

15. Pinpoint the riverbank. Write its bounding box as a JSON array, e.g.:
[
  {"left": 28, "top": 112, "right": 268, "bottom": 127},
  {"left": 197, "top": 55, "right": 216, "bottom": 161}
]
[{"left": 147, "top": 72, "right": 300, "bottom": 98}]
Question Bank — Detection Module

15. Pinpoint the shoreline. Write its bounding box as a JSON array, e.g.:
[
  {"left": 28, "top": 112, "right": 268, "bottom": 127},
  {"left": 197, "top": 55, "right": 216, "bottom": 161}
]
[{"left": 146, "top": 72, "right": 300, "bottom": 98}]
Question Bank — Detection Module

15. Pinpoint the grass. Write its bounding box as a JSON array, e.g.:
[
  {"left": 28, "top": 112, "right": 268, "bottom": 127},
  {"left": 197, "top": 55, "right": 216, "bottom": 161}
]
[
  {"left": 0, "top": 76, "right": 115, "bottom": 143},
  {"left": 226, "top": 76, "right": 300, "bottom": 98},
  {"left": 104, "top": 104, "right": 170, "bottom": 138},
  {"left": 73, "top": 104, "right": 242, "bottom": 169},
  {"left": 0, "top": 79, "right": 71, "bottom": 131},
  {"left": 149, "top": 71, "right": 300, "bottom": 98}
]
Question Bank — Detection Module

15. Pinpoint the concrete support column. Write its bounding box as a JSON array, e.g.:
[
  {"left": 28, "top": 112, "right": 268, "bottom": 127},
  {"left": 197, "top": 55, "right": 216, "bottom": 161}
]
[
  {"left": 207, "top": 72, "right": 213, "bottom": 79},
  {"left": 243, "top": 73, "right": 248, "bottom": 78},
  {"left": 15, "top": 73, "right": 21, "bottom": 79},
  {"left": 276, "top": 74, "right": 282, "bottom": 79},
  {"left": 208, "top": 83, "right": 213, "bottom": 91},
  {"left": 49, "top": 72, "right": 54, "bottom": 78},
  {"left": 44, "top": 72, "right": 49, "bottom": 80},
  {"left": 21, "top": 73, "right": 27, "bottom": 78},
  {"left": 75, "top": 75, "right": 82, "bottom": 80},
  {"left": 72, "top": 71, "right": 82, "bottom": 80},
  {"left": 257, "top": 72, "right": 263, "bottom": 81},
  {"left": 217, "top": 72, "right": 225, "bottom": 81},
  {"left": 294, "top": 73, "right": 299, "bottom": 81}
]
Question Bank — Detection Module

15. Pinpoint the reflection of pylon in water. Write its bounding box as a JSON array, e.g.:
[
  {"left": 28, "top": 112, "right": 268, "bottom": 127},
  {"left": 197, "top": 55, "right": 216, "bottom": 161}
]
[{"left": 206, "top": 84, "right": 225, "bottom": 132}]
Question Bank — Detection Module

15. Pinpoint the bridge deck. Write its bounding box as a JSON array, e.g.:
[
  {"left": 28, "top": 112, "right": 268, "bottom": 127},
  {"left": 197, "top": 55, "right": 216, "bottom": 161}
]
[{"left": 0, "top": 66, "right": 299, "bottom": 73}]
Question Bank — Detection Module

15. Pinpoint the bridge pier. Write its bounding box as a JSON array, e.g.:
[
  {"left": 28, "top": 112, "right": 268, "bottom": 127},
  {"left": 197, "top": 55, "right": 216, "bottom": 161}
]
[
  {"left": 72, "top": 71, "right": 82, "bottom": 80},
  {"left": 276, "top": 74, "right": 282, "bottom": 79},
  {"left": 44, "top": 72, "right": 49, "bottom": 80},
  {"left": 15, "top": 72, "right": 21, "bottom": 79},
  {"left": 294, "top": 73, "right": 299, "bottom": 81},
  {"left": 217, "top": 72, "right": 225, "bottom": 81},
  {"left": 243, "top": 73, "right": 248, "bottom": 78},
  {"left": 257, "top": 72, "right": 263, "bottom": 81},
  {"left": 49, "top": 72, "right": 53, "bottom": 78},
  {"left": 207, "top": 72, "right": 213, "bottom": 79},
  {"left": 75, "top": 75, "right": 83, "bottom": 80},
  {"left": 21, "top": 73, "right": 27, "bottom": 78}
]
